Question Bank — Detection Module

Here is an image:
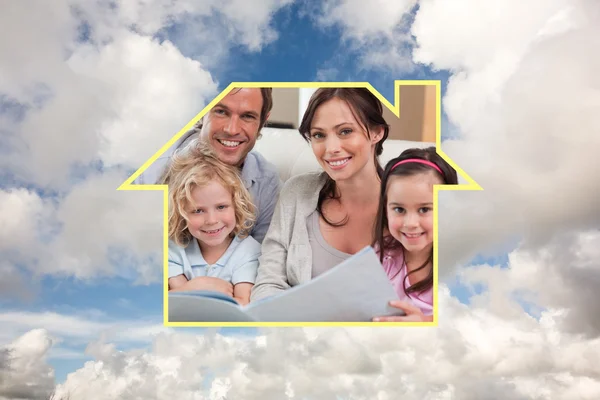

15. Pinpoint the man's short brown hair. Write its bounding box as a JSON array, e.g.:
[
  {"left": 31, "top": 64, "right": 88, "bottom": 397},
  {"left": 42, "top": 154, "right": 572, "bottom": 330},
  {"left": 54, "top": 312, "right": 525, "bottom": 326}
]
[
  {"left": 193, "top": 87, "right": 273, "bottom": 133},
  {"left": 257, "top": 88, "right": 273, "bottom": 130}
]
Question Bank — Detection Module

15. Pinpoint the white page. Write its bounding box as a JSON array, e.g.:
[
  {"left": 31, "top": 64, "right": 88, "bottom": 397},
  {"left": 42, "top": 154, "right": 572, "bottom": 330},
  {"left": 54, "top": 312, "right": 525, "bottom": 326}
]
[
  {"left": 168, "top": 293, "right": 256, "bottom": 322},
  {"left": 244, "top": 246, "right": 406, "bottom": 322}
]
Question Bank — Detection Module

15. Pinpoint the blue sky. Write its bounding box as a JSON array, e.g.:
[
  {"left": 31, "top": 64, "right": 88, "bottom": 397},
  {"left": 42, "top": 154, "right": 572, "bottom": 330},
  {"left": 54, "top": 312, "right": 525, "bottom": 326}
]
[
  {"left": 2, "top": 2, "right": 490, "bottom": 385},
  {"left": 161, "top": 1, "right": 452, "bottom": 102}
]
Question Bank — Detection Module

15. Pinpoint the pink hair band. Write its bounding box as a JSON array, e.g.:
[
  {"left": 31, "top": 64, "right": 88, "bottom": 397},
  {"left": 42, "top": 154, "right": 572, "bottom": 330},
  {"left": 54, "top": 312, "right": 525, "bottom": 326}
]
[{"left": 392, "top": 159, "right": 443, "bottom": 175}]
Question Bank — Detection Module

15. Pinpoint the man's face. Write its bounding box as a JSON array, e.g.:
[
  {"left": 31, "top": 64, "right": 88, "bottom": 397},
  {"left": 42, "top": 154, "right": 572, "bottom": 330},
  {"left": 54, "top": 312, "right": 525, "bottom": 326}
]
[{"left": 199, "top": 88, "right": 264, "bottom": 167}]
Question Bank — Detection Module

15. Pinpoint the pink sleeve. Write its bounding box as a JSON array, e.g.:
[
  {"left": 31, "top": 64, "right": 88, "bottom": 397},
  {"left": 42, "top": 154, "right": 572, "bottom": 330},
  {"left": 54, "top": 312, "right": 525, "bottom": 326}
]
[
  {"left": 374, "top": 244, "right": 393, "bottom": 275},
  {"left": 382, "top": 250, "right": 403, "bottom": 280},
  {"left": 381, "top": 255, "right": 395, "bottom": 276}
]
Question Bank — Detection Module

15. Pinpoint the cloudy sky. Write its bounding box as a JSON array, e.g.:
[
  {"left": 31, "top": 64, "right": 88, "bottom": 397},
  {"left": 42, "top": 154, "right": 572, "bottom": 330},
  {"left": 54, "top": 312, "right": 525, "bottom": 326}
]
[{"left": 1, "top": 0, "right": 599, "bottom": 399}]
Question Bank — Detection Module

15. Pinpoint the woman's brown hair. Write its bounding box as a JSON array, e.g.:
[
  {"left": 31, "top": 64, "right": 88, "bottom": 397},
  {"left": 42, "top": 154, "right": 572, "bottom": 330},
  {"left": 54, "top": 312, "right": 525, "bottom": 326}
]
[{"left": 298, "top": 88, "right": 390, "bottom": 227}]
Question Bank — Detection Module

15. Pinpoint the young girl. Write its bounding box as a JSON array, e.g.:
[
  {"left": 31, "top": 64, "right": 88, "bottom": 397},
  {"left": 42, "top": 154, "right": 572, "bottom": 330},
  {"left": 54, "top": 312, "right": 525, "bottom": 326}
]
[
  {"left": 161, "top": 138, "right": 261, "bottom": 306},
  {"left": 371, "top": 147, "right": 458, "bottom": 322}
]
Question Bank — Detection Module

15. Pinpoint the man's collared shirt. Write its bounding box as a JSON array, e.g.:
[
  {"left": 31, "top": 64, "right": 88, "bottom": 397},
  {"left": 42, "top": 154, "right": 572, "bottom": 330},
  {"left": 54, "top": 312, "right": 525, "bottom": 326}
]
[{"left": 238, "top": 150, "right": 282, "bottom": 243}]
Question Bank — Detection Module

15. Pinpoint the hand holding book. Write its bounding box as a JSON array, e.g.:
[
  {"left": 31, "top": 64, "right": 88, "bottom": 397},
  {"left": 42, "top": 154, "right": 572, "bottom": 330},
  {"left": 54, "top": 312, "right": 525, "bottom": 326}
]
[
  {"left": 170, "top": 276, "right": 234, "bottom": 297},
  {"left": 372, "top": 300, "right": 433, "bottom": 322}
]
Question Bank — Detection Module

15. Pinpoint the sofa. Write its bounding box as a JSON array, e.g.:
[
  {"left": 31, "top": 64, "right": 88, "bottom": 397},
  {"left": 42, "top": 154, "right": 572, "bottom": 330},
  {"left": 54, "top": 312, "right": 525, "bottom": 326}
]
[{"left": 253, "top": 127, "right": 435, "bottom": 182}]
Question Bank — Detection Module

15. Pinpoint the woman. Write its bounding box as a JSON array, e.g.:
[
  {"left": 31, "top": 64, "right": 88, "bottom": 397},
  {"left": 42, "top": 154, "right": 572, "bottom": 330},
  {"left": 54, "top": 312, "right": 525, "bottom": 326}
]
[{"left": 250, "top": 88, "right": 389, "bottom": 302}]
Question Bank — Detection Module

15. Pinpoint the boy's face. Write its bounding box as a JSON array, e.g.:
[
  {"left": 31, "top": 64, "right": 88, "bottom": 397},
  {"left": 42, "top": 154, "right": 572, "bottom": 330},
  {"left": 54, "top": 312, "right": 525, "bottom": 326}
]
[
  {"left": 186, "top": 181, "right": 236, "bottom": 252},
  {"left": 199, "top": 88, "right": 265, "bottom": 167}
]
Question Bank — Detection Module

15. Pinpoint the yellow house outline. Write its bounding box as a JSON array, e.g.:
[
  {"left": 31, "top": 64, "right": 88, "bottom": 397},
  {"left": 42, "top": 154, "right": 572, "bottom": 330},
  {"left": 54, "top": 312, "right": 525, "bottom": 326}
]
[{"left": 118, "top": 80, "right": 482, "bottom": 328}]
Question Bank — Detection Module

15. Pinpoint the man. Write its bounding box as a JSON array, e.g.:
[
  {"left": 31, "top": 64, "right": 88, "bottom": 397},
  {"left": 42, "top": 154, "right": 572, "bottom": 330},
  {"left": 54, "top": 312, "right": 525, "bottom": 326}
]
[{"left": 136, "top": 88, "right": 282, "bottom": 243}]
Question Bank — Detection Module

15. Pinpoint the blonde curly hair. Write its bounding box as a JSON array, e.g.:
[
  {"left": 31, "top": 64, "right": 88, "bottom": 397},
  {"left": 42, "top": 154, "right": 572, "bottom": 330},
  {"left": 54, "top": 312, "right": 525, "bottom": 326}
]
[{"left": 159, "top": 138, "right": 256, "bottom": 247}]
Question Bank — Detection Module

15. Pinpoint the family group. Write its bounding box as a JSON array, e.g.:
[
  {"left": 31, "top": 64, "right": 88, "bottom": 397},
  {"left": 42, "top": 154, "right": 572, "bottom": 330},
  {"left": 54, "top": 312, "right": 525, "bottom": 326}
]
[{"left": 138, "top": 87, "right": 457, "bottom": 322}]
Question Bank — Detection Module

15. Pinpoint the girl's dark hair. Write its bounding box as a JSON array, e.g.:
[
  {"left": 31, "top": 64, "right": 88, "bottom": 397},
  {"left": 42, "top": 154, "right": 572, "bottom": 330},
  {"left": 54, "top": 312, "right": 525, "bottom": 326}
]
[
  {"left": 373, "top": 146, "right": 458, "bottom": 296},
  {"left": 298, "top": 88, "right": 390, "bottom": 226}
]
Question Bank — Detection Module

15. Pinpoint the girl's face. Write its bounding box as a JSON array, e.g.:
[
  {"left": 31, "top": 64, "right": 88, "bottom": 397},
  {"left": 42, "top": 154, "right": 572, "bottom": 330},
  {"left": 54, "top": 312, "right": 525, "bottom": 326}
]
[
  {"left": 308, "top": 97, "right": 382, "bottom": 182},
  {"left": 186, "top": 180, "right": 236, "bottom": 249},
  {"left": 385, "top": 172, "right": 442, "bottom": 255}
]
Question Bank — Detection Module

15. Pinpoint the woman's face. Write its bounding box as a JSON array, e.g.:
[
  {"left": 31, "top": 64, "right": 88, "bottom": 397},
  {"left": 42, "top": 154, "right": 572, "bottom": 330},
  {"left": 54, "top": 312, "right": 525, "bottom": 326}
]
[{"left": 308, "top": 97, "right": 382, "bottom": 182}]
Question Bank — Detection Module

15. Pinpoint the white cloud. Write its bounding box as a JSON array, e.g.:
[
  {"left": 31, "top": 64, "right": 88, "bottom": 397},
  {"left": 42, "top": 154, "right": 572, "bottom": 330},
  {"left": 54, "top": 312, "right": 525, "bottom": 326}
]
[
  {"left": 72, "top": 0, "right": 210, "bottom": 39},
  {"left": 0, "top": 189, "right": 47, "bottom": 300},
  {"left": 0, "top": 311, "right": 169, "bottom": 347},
  {"left": 413, "top": 0, "right": 582, "bottom": 137},
  {"left": 407, "top": 0, "right": 600, "bottom": 270},
  {"left": 318, "top": 0, "right": 417, "bottom": 40},
  {"left": 314, "top": 0, "right": 418, "bottom": 72},
  {"left": 20, "top": 285, "right": 593, "bottom": 399},
  {"left": 0, "top": 261, "right": 36, "bottom": 302},
  {"left": 0, "top": 1, "right": 76, "bottom": 103},
  {"left": 0, "top": 329, "right": 54, "bottom": 400},
  {"left": 0, "top": 171, "right": 164, "bottom": 283},
  {"left": 0, "top": 189, "right": 44, "bottom": 252},
  {"left": 0, "top": 309, "right": 173, "bottom": 387},
  {"left": 219, "top": 0, "right": 294, "bottom": 51},
  {"left": 47, "top": 164, "right": 161, "bottom": 282},
  {"left": 0, "top": 0, "right": 289, "bottom": 282},
  {"left": 158, "top": 0, "right": 293, "bottom": 73},
  {"left": 459, "top": 229, "right": 600, "bottom": 337},
  {"left": 5, "top": 32, "right": 217, "bottom": 189},
  {"left": 1, "top": 1, "right": 222, "bottom": 191},
  {"left": 2, "top": 230, "right": 599, "bottom": 399},
  {"left": 69, "top": 0, "right": 291, "bottom": 50},
  {"left": 67, "top": 32, "right": 217, "bottom": 169},
  {"left": 315, "top": 67, "right": 339, "bottom": 81},
  {"left": 412, "top": 0, "right": 575, "bottom": 72}
]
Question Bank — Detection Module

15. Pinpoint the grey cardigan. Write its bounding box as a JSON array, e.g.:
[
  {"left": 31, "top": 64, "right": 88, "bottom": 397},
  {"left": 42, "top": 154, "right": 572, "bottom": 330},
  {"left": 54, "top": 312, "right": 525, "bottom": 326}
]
[{"left": 250, "top": 171, "right": 328, "bottom": 301}]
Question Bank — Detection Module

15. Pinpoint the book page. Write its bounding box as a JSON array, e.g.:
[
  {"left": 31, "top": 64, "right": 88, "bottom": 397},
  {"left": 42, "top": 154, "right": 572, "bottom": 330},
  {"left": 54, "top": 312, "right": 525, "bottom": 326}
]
[
  {"left": 244, "top": 246, "right": 405, "bottom": 322},
  {"left": 169, "top": 292, "right": 256, "bottom": 322}
]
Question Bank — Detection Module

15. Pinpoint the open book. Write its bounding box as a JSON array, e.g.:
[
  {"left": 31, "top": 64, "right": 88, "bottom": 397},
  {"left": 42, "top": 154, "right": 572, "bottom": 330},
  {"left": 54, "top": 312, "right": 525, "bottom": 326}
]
[{"left": 168, "top": 246, "right": 405, "bottom": 322}]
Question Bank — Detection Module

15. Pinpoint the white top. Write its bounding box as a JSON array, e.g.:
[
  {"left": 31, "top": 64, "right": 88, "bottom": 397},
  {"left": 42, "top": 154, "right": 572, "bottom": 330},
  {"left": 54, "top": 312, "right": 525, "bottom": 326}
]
[
  {"left": 306, "top": 210, "right": 351, "bottom": 278},
  {"left": 168, "top": 235, "right": 261, "bottom": 285}
]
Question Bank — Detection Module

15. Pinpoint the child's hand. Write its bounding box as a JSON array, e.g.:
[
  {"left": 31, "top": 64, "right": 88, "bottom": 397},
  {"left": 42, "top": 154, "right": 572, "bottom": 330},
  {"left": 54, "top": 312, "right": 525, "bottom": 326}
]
[
  {"left": 186, "top": 277, "right": 234, "bottom": 297},
  {"left": 233, "top": 282, "right": 253, "bottom": 306},
  {"left": 372, "top": 300, "right": 434, "bottom": 322}
]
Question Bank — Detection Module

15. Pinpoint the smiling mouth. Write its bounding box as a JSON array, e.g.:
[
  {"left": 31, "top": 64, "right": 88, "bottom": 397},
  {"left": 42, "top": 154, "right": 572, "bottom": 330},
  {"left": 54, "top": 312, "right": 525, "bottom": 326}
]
[
  {"left": 202, "top": 227, "right": 224, "bottom": 235},
  {"left": 325, "top": 157, "right": 351, "bottom": 167},
  {"left": 402, "top": 232, "right": 424, "bottom": 239},
  {"left": 217, "top": 139, "right": 243, "bottom": 148}
]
